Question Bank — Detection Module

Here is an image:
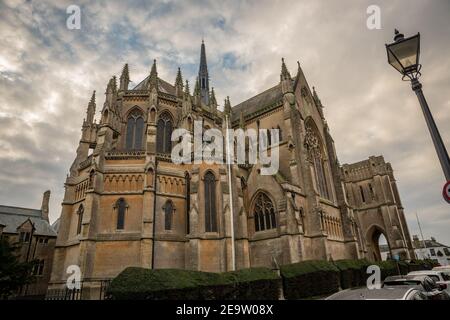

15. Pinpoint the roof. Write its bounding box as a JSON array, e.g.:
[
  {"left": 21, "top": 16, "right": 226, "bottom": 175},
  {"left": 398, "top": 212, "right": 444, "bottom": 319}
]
[
  {"left": 132, "top": 76, "right": 176, "bottom": 95},
  {"left": 326, "top": 287, "right": 415, "bottom": 300},
  {"left": 51, "top": 217, "right": 61, "bottom": 234},
  {"left": 231, "top": 83, "right": 284, "bottom": 123},
  {"left": 414, "top": 239, "right": 449, "bottom": 249},
  {"left": 0, "top": 205, "right": 57, "bottom": 237}
]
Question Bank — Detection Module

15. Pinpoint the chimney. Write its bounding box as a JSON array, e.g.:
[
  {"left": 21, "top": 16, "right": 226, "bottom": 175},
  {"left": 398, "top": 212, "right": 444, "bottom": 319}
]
[
  {"left": 431, "top": 237, "right": 436, "bottom": 242},
  {"left": 41, "top": 190, "right": 50, "bottom": 222},
  {"left": 412, "top": 235, "right": 419, "bottom": 241}
]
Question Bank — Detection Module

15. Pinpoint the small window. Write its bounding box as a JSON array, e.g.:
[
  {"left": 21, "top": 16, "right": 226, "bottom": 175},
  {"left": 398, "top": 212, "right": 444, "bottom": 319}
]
[
  {"left": 19, "top": 232, "right": 31, "bottom": 243},
  {"left": 77, "top": 205, "right": 84, "bottom": 235},
  {"left": 360, "top": 185, "right": 366, "bottom": 203},
  {"left": 44, "top": 238, "right": 48, "bottom": 244},
  {"left": 116, "top": 198, "right": 127, "bottom": 230},
  {"left": 430, "top": 249, "right": 436, "bottom": 256},
  {"left": 164, "top": 200, "right": 174, "bottom": 231}
]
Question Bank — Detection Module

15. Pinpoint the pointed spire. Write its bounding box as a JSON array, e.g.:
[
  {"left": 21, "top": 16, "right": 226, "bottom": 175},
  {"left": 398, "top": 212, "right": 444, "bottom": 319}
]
[
  {"left": 149, "top": 59, "right": 158, "bottom": 90},
  {"left": 224, "top": 96, "right": 232, "bottom": 115},
  {"left": 194, "top": 77, "right": 200, "bottom": 96},
  {"left": 120, "top": 63, "right": 129, "bottom": 91},
  {"left": 184, "top": 80, "right": 190, "bottom": 95},
  {"left": 209, "top": 87, "right": 217, "bottom": 107},
  {"left": 281, "top": 57, "right": 291, "bottom": 81},
  {"left": 198, "top": 40, "right": 210, "bottom": 105},
  {"left": 175, "top": 67, "right": 183, "bottom": 87},
  {"left": 85, "top": 90, "right": 96, "bottom": 124}
]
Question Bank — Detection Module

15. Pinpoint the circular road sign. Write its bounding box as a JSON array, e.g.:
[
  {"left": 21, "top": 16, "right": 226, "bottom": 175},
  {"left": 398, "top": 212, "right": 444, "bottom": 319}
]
[{"left": 444, "top": 181, "right": 450, "bottom": 204}]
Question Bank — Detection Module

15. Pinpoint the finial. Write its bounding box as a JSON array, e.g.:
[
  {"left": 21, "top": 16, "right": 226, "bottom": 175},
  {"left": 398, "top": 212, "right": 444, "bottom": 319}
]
[
  {"left": 185, "top": 80, "right": 190, "bottom": 95},
  {"left": 175, "top": 67, "right": 183, "bottom": 87},
  {"left": 394, "top": 29, "right": 404, "bottom": 42}
]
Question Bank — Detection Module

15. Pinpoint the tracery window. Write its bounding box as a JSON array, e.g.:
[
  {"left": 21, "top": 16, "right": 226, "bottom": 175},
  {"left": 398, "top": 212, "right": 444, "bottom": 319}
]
[
  {"left": 125, "top": 108, "right": 144, "bottom": 150},
  {"left": 204, "top": 171, "right": 217, "bottom": 232},
  {"left": 304, "top": 123, "right": 330, "bottom": 200},
  {"left": 254, "top": 192, "right": 277, "bottom": 232},
  {"left": 156, "top": 112, "right": 173, "bottom": 154}
]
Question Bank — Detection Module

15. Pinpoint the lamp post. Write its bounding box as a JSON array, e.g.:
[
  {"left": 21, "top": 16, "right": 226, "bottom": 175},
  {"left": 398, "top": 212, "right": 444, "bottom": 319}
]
[{"left": 386, "top": 30, "right": 450, "bottom": 181}]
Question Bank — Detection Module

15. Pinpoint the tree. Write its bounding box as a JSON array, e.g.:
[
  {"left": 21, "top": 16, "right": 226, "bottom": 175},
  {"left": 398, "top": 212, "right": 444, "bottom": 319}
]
[{"left": 0, "top": 238, "right": 37, "bottom": 299}]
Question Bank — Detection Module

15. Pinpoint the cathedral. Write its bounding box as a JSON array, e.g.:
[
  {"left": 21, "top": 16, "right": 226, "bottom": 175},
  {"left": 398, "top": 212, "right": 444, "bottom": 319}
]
[{"left": 50, "top": 41, "right": 415, "bottom": 297}]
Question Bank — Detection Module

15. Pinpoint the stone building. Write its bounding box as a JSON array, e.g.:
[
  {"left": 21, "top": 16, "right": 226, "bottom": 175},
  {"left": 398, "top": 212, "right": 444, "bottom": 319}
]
[
  {"left": 49, "top": 42, "right": 414, "bottom": 297},
  {"left": 0, "top": 191, "right": 57, "bottom": 298}
]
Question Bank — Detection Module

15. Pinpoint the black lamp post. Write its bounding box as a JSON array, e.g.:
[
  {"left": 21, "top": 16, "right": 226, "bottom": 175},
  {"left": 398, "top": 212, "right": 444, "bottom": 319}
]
[{"left": 386, "top": 30, "right": 450, "bottom": 181}]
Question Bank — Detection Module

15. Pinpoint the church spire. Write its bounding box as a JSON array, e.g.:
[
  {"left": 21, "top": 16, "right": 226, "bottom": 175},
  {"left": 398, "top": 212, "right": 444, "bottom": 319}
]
[
  {"left": 149, "top": 59, "right": 158, "bottom": 90},
  {"left": 280, "top": 57, "right": 291, "bottom": 81},
  {"left": 119, "top": 63, "right": 129, "bottom": 91},
  {"left": 209, "top": 87, "right": 217, "bottom": 110},
  {"left": 175, "top": 67, "right": 184, "bottom": 97},
  {"left": 85, "top": 90, "right": 96, "bottom": 124},
  {"left": 224, "top": 96, "right": 232, "bottom": 115},
  {"left": 198, "top": 40, "right": 210, "bottom": 105}
]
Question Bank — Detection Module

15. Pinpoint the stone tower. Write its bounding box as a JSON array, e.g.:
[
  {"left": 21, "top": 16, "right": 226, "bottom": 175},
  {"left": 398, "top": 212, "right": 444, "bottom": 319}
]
[{"left": 341, "top": 156, "right": 415, "bottom": 261}]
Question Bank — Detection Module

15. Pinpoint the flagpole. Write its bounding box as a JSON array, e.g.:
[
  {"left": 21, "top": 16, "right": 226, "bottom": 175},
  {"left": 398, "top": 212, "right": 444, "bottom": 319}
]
[
  {"left": 225, "top": 115, "right": 236, "bottom": 271},
  {"left": 416, "top": 212, "right": 428, "bottom": 259}
]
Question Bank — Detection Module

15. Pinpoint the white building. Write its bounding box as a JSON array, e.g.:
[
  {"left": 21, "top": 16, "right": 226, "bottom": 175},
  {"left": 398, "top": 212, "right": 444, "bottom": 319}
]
[{"left": 412, "top": 235, "right": 450, "bottom": 266}]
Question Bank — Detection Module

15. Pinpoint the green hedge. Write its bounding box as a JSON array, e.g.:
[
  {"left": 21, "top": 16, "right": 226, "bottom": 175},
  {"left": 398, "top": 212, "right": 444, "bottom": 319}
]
[
  {"left": 280, "top": 260, "right": 340, "bottom": 299},
  {"left": 107, "top": 267, "right": 281, "bottom": 300},
  {"left": 334, "top": 259, "right": 371, "bottom": 289}
]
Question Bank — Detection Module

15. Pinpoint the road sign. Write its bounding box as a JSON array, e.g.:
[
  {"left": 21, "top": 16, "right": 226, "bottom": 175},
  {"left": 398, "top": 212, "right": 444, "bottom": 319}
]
[{"left": 443, "top": 181, "right": 450, "bottom": 204}]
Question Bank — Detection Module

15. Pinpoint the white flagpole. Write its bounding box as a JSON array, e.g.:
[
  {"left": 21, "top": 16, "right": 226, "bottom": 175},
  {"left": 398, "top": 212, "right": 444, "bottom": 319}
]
[{"left": 225, "top": 115, "right": 236, "bottom": 271}]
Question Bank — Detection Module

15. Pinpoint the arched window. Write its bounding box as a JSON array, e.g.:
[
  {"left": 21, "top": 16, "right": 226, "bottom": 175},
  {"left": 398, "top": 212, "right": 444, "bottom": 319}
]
[
  {"left": 125, "top": 108, "right": 144, "bottom": 150},
  {"left": 164, "top": 200, "right": 174, "bottom": 230},
  {"left": 77, "top": 205, "right": 84, "bottom": 235},
  {"left": 360, "top": 185, "right": 366, "bottom": 203},
  {"left": 304, "top": 123, "right": 330, "bottom": 200},
  {"left": 277, "top": 125, "right": 282, "bottom": 142},
  {"left": 156, "top": 112, "right": 173, "bottom": 154},
  {"left": 254, "top": 192, "right": 276, "bottom": 232},
  {"left": 185, "top": 172, "right": 190, "bottom": 234},
  {"left": 116, "top": 198, "right": 127, "bottom": 230},
  {"left": 89, "top": 170, "right": 95, "bottom": 188},
  {"left": 204, "top": 171, "right": 217, "bottom": 232}
]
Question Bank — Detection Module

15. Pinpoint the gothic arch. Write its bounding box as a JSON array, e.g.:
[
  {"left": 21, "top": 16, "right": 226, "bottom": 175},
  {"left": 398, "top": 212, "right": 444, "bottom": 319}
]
[
  {"left": 125, "top": 106, "right": 145, "bottom": 151},
  {"left": 156, "top": 110, "right": 174, "bottom": 154},
  {"left": 203, "top": 170, "right": 218, "bottom": 233},
  {"left": 249, "top": 190, "right": 277, "bottom": 233},
  {"left": 366, "top": 224, "right": 390, "bottom": 262},
  {"left": 304, "top": 117, "right": 331, "bottom": 200}
]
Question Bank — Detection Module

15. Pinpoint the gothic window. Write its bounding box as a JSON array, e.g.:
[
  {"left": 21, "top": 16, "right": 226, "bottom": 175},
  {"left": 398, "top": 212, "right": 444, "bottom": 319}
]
[
  {"left": 89, "top": 170, "right": 95, "bottom": 188},
  {"left": 368, "top": 183, "right": 375, "bottom": 200},
  {"left": 185, "top": 172, "right": 190, "bottom": 234},
  {"left": 125, "top": 108, "right": 144, "bottom": 150},
  {"left": 164, "top": 200, "right": 174, "bottom": 231},
  {"left": 202, "top": 78, "right": 206, "bottom": 89},
  {"left": 277, "top": 125, "right": 282, "bottom": 142},
  {"left": 253, "top": 192, "right": 276, "bottom": 232},
  {"left": 360, "top": 185, "right": 366, "bottom": 203},
  {"left": 156, "top": 112, "right": 173, "bottom": 154},
  {"left": 77, "top": 205, "right": 84, "bottom": 235},
  {"left": 204, "top": 171, "right": 217, "bottom": 232},
  {"left": 304, "top": 123, "right": 330, "bottom": 200},
  {"left": 116, "top": 198, "right": 127, "bottom": 230}
]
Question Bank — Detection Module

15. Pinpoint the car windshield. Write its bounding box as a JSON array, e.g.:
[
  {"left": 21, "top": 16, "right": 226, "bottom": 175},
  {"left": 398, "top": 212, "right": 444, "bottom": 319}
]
[{"left": 428, "top": 275, "right": 440, "bottom": 282}]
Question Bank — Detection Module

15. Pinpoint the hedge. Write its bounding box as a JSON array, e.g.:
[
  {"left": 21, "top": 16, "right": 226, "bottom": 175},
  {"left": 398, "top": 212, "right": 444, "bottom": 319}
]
[
  {"left": 280, "top": 260, "right": 340, "bottom": 299},
  {"left": 107, "top": 267, "right": 281, "bottom": 300},
  {"left": 334, "top": 259, "right": 371, "bottom": 289}
]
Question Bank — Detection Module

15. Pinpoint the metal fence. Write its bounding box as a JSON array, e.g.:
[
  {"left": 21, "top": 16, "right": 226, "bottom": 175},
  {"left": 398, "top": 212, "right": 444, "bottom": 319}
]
[{"left": 45, "top": 279, "right": 111, "bottom": 300}]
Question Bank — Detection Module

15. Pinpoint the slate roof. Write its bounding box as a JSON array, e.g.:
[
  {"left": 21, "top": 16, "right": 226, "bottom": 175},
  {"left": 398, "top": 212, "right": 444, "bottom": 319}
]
[
  {"left": 132, "top": 76, "right": 176, "bottom": 95},
  {"left": 0, "top": 205, "right": 57, "bottom": 237},
  {"left": 231, "top": 83, "right": 284, "bottom": 123},
  {"left": 413, "top": 239, "right": 449, "bottom": 249}
]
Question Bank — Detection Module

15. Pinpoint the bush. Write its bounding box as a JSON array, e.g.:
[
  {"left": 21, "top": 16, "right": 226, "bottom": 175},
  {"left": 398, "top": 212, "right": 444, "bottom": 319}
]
[
  {"left": 376, "top": 260, "right": 399, "bottom": 279},
  {"left": 280, "top": 260, "right": 340, "bottom": 299},
  {"left": 107, "top": 267, "right": 280, "bottom": 300},
  {"left": 334, "top": 259, "right": 371, "bottom": 289}
]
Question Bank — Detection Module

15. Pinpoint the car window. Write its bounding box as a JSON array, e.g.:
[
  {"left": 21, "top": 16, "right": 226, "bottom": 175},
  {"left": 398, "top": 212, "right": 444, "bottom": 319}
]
[
  {"left": 441, "top": 272, "right": 450, "bottom": 281},
  {"left": 428, "top": 275, "right": 440, "bottom": 282}
]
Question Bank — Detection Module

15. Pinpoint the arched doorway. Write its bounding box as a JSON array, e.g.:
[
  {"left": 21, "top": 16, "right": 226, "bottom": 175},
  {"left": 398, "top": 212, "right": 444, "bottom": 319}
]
[{"left": 367, "top": 226, "right": 390, "bottom": 262}]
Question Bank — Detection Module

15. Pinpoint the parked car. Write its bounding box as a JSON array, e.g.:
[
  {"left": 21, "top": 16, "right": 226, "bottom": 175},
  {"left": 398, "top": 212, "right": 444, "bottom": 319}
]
[
  {"left": 383, "top": 275, "right": 450, "bottom": 300},
  {"left": 326, "top": 287, "right": 427, "bottom": 300},
  {"left": 407, "top": 270, "right": 450, "bottom": 295}
]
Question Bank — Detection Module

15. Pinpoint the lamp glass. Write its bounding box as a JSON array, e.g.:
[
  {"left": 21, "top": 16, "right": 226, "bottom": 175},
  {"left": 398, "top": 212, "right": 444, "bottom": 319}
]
[{"left": 387, "top": 34, "right": 420, "bottom": 74}]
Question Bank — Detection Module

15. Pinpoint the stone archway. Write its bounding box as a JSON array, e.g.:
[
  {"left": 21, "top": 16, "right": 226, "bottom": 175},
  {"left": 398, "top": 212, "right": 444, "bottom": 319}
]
[{"left": 367, "top": 225, "right": 390, "bottom": 262}]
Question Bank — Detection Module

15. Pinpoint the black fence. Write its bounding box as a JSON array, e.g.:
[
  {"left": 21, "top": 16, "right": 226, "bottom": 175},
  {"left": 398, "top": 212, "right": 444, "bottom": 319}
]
[{"left": 45, "top": 279, "right": 111, "bottom": 300}]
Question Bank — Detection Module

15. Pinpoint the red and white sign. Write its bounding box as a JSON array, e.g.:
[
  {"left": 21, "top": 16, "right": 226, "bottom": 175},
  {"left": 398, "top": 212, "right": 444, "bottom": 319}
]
[{"left": 444, "top": 181, "right": 450, "bottom": 204}]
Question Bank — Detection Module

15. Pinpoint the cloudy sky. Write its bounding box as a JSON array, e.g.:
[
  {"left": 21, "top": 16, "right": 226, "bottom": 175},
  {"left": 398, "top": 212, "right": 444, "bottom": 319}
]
[{"left": 0, "top": 0, "right": 449, "bottom": 246}]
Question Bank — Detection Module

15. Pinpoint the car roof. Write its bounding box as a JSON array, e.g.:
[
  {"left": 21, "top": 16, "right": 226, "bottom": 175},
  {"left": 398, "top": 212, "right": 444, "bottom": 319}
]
[
  {"left": 408, "top": 270, "right": 440, "bottom": 275},
  {"left": 326, "top": 287, "right": 415, "bottom": 300}
]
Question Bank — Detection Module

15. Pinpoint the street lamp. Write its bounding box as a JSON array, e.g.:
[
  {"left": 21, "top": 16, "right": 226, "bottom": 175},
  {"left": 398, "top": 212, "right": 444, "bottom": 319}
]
[{"left": 386, "top": 30, "right": 450, "bottom": 182}]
